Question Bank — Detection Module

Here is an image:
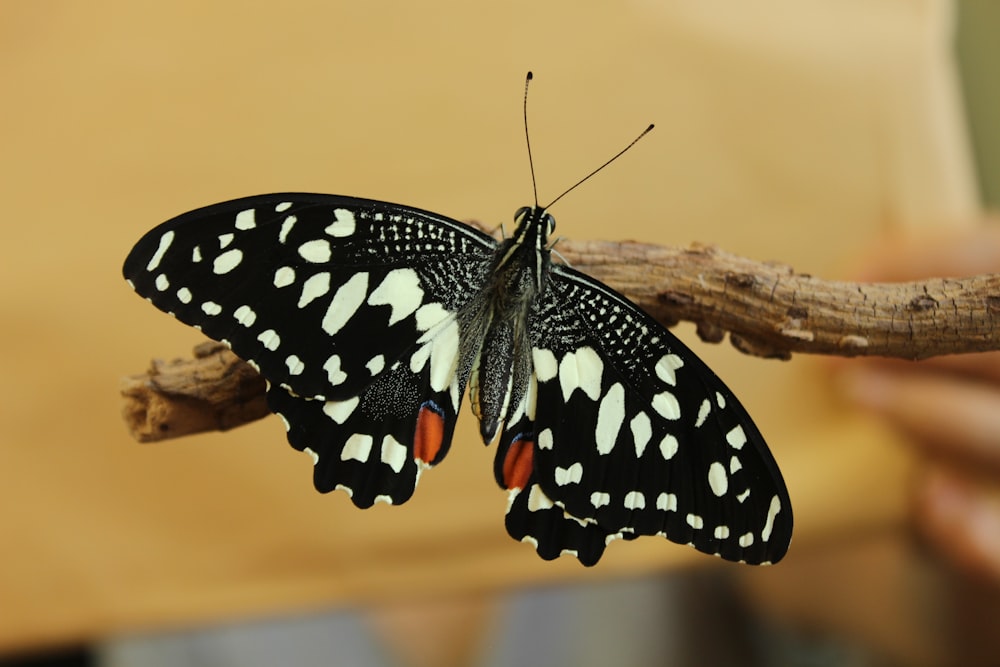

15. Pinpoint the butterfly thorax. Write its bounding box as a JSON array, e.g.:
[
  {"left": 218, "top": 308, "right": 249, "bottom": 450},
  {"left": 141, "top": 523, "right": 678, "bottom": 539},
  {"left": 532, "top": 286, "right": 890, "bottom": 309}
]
[{"left": 465, "top": 206, "right": 553, "bottom": 443}]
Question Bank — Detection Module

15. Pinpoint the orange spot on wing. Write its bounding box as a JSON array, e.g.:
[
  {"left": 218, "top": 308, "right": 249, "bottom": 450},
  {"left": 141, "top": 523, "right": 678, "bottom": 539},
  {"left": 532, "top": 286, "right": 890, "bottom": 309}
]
[
  {"left": 414, "top": 402, "right": 445, "bottom": 465},
  {"left": 502, "top": 437, "right": 534, "bottom": 490}
]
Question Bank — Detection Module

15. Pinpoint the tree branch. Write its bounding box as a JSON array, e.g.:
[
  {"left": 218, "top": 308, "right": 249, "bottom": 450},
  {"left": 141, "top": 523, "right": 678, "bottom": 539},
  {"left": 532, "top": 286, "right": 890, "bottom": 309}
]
[
  {"left": 121, "top": 231, "right": 1000, "bottom": 442},
  {"left": 121, "top": 341, "right": 268, "bottom": 443}
]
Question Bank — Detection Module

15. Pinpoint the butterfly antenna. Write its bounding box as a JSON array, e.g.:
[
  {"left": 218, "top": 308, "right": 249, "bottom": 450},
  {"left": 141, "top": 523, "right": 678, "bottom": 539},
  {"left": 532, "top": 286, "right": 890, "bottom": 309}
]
[
  {"left": 523, "top": 71, "right": 539, "bottom": 207},
  {"left": 545, "top": 123, "right": 655, "bottom": 210}
]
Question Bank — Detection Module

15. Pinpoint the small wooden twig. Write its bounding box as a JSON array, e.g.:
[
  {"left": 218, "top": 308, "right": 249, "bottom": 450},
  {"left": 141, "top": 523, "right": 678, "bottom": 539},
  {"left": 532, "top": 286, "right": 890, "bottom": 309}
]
[
  {"left": 121, "top": 341, "right": 267, "bottom": 442},
  {"left": 121, "top": 232, "right": 1000, "bottom": 442}
]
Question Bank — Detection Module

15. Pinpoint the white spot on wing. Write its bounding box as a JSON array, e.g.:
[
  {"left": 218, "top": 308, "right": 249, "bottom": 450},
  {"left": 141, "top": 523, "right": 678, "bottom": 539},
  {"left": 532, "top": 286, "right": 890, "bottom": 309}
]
[
  {"left": 595, "top": 383, "right": 625, "bottom": 454},
  {"left": 729, "top": 455, "right": 742, "bottom": 474},
  {"left": 321, "top": 272, "right": 368, "bottom": 335},
  {"left": 624, "top": 491, "right": 646, "bottom": 510},
  {"left": 652, "top": 391, "right": 681, "bottom": 420},
  {"left": 154, "top": 274, "right": 169, "bottom": 291},
  {"left": 762, "top": 495, "right": 781, "bottom": 542},
  {"left": 367, "top": 268, "right": 424, "bottom": 325},
  {"left": 714, "top": 525, "right": 730, "bottom": 539},
  {"left": 191, "top": 246, "right": 202, "bottom": 263},
  {"left": 659, "top": 433, "right": 679, "bottom": 460},
  {"left": 323, "top": 354, "right": 347, "bottom": 386},
  {"left": 326, "top": 208, "right": 356, "bottom": 237},
  {"left": 695, "top": 399, "right": 711, "bottom": 427},
  {"left": 656, "top": 492, "right": 677, "bottom": 511},
  {"left": 279, "top": 215, "right": 297, "bottom": 243},
  {"left": 298, "top": 239, "right": 332, "bottom": 263},
  {"left": 554, "top": 463, "right": 583, "bottom": 486},
  {"left": 708, "top": 461, "right": 728, "bottom": 497},
  {"left": 630, "top": 411, "right": 651, "bottom": 457},
  {"left": 366, "top": 355, "right": 385, "bottom": 376},
  {"left": 146, "top": 231, "right": 174, "bottom": 271},
  {"left": 654, "top": 354, "right": 684, "bottom": 386},
  {"left": 234, "top": 208, "right": 256, "bottom": 230},
  {"left": 298, "top": 272, "right": 331, "bottom": 308},
  {"left": 218, "top": 233, "right": 234, "bottom": 248},
  {"left": 558, "top": 347, "right": 603, "bottom": 401},
  {"left": 739, "top": 532, "right": 754, "bottom": 547},
  {"left": 590, "top": 491, "right": 610, "bottom": 509},
  {"left": 380, "top": 435, "right": 407, "bottom": 473},
  {"left": 303, "top": 447, "right": 319, "bottom": 464},
  {"left": 213, "top": 248, "right": 243, "bottom": 274},
  {"left": 527, "top": 484, "right": 554, "bottom": 511},
  {"left": 322, "top": 397, "right": 359, "bottom": 424},
  {"left": 340, "top": 434, "right": 373, "bottom": 463},
  {"left": 414, "top": 303, "right": 449, "bottom": 331},
  {"left": 736, "top": 488, "right": 751, "bottom": 503},
  {"left": 257, "top": 329, "right": 280, "bottom": 351},
  {"left": 686, "top": 513, "right": 704, "bottom": 529},
  {"left": 274, "top": 266, "right": 295, "bottom": 288},
  {"left": 538, "top": 428, "right": 553, "bottom": 450},
  {"left": 176, "top": 287, "right": 192, "bottom": 303},
  {"left": 233, "top": 305, "right": 256, "bottom": 327},
  {"left": 410, "top": 315, "right": 460, "bottom": 393},
  {"left": 726, "top": 425, "right": 747, "bottom": 449},
  {"left": 285, "top": 354, "right": 305, "bottom": 375},
  {"left": 523, "top": 372, "right": 538, "bottom": 421},
  {"left": 532, "top": 348, "right": 558, "bottom": 382},
  {"left": 201, "top": 301, "right": 222, "bottom": 316}
]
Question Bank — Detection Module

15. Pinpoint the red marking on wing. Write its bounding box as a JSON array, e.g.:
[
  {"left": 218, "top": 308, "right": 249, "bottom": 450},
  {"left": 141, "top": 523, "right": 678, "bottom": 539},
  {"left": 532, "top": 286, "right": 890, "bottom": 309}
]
[
  {"left": 502, "top": 437, "right": 534, "bottom": 490},
  {"left": 414, "top": 403, "right": 445, "bottom": 465}
]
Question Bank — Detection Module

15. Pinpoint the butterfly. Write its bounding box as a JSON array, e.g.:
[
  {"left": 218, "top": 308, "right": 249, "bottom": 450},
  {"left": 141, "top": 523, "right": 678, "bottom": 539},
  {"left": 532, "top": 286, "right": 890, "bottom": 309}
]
[{"left": 123, "top": 74, "right": 791, "bottom": 566}]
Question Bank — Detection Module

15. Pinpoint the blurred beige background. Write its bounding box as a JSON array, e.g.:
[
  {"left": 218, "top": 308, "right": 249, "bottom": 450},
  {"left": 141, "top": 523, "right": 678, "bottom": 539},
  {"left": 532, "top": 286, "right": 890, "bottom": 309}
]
[{"left": 0, "top": 0, "right": 989, "bottom": 661}]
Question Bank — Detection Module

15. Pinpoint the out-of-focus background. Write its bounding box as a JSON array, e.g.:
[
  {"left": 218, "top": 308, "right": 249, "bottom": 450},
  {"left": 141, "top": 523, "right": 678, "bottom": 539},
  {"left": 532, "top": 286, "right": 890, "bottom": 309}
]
[{"left": 2, "top": 1, "right": 998, "bottom": 665}]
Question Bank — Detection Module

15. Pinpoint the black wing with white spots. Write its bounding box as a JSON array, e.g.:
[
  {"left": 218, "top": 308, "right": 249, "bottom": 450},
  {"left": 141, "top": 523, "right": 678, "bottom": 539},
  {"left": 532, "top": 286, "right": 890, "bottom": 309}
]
[
  {"left": 495, "top": 265, "right": 792, "bottom": 565},
  {"left": 124, "top": 193, "right": 495, "bottom": 506}
]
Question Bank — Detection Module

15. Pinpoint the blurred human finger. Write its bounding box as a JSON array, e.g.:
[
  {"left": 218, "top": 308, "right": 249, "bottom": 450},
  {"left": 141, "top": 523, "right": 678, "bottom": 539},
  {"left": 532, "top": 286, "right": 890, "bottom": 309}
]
[
  {"left": 840, "top": 366, "right": 1000, "bottom": 472},
  {"left": 913, "top": 465, "right": 1000, "bottom": 581},
  {"left": 853, "top": 352, "right": 1000, "bottom": 389},
  {"left": 850, "top": 225, "right": 1000, "bottom": 283}
]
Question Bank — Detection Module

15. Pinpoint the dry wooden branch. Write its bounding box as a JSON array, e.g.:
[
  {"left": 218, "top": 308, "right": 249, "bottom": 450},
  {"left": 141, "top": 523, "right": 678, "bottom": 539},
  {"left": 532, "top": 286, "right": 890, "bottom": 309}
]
[
  {"left": 121, "top": 232, "right": 1000, "bottom": 442},
  {"left": 562, "top": 237, "right": 1000, "bottom": 360},
  {"left": 121, "top": 341, "right": 268, "bottom": 442}
]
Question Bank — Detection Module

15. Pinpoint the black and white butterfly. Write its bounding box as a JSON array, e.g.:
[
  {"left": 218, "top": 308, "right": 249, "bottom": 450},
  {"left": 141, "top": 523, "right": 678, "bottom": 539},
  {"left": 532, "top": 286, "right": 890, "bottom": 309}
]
[{"left": 123, "top": 77, "right": 791, "bottom": 566}]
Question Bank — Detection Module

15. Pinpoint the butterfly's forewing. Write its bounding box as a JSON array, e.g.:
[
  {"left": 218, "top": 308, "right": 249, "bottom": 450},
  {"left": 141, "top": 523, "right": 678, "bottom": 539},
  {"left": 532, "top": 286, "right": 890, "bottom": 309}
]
[
  {"left": 496, "top": 264, "right": 792, "bottom": 565},
  {"left": 124, "top": 194, "right": 496, "bottom": 502},
  {"left": 123, "top": 194, "right": 496, "bottom": 400}
]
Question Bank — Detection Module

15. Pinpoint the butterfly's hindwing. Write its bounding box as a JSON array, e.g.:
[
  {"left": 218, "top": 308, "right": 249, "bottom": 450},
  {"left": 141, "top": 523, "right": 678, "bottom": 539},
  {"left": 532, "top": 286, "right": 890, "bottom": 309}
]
[
  {"left": 265, "top": 324, "right": 471, "bottom": 507},
  {"left": 496, "top": 264, "right": 792, "bottom": 564}
]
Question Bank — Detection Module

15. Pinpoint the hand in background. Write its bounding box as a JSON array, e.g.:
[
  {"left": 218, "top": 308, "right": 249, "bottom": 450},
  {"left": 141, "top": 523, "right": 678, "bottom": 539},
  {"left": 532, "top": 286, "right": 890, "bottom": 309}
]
[{"left": 839, "top": 227, "right": 1000, "bottom": 581}]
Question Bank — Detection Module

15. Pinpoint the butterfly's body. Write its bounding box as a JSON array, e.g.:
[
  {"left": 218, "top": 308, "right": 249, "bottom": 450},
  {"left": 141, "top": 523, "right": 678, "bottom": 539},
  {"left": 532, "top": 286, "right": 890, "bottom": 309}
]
[{"left": 465, "top": 206, "right": 552, "bottom": 443}]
